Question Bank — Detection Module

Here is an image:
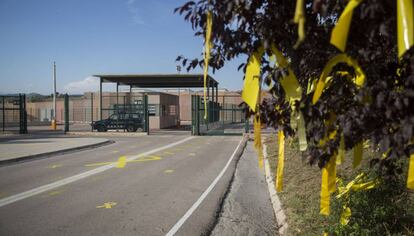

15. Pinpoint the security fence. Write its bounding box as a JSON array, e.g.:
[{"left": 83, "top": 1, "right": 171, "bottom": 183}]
[
  {"left": 0, "top": 94, "right": 27, "bottom": 134},
  {"left": 191, "top": 95, "right": 248, "bottom": 135}
]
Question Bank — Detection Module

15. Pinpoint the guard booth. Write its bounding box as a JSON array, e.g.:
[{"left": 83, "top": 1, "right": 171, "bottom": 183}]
[{"left": 93, "top": 74, "right": 219, "bottom": 134}]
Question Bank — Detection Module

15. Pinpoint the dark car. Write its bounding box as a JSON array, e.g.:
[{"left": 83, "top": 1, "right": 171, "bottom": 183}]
[{"left": 92, "top": 113, "right": 144, "bottom": 132}]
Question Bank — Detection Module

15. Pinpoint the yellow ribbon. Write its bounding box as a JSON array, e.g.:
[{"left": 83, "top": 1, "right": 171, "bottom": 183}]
[
  {"left": 270, "top": 45, "right": 302, "bottom": 102},
  {"left": 293, "top": 0, "right": 306, "bottom": 48},
  {"left": 241, "top": 48, "right": 264, "bottom": 112},
  {"left": 336, "top": 173, "right": 378, "bottom": 224},
  {"left": 320, "top": 155, "right": 336, "bottom": 215},
  {"left": 329, "top": 155, "right": 337, "bottom": 194},
  {"left": 408, "top": 154, "right": 414, "bottom": 189},
  {"left": 254, "top": 115, "right": 264, "bottom": 169},
  {"left": 203, "top": 11, "right": 213, "bottom": 120},
  {"left": 269, "top": 45, "right": 307, "bottom": 152},
  {"left": 297, "top": 111, "right": 308, "bottom": 151},
  {"left": 312, "top": 54, "right": 366, "bottom": 105},
  {"left": 340, "top": 206, "right": 352, "bottom": 225},
  {"left": 337, "top": 134, "right": 345, "bottom": 165},
  {"left": 353, "top": 141, "right": 363, "bottom": 168},
  {"left": 397, "top": 0, "right": 414, "bottom": 58},
  {"left": 330, "top": 0, "right": 364, "bottom": 52},
  {"left": 276, "top": 130, "right": 285, "bottom": 192}
]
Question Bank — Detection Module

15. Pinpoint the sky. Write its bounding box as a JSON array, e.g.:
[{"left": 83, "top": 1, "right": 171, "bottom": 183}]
[{"left": 0, "top": 0, "right": 245, "bottom": 94}]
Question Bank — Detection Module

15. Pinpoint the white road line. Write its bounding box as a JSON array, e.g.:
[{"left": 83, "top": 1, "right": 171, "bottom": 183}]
[
  {"left": 165, "top": 137, "right": 245, "bottom": 236},
  {"left": 0, "top": 136, "right": 195, "bottom": 208}
]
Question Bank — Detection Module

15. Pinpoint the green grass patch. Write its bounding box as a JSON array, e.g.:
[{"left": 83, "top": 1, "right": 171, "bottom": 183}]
[{"left": 265, "top": 135, "right": 414, "bottom": 236}]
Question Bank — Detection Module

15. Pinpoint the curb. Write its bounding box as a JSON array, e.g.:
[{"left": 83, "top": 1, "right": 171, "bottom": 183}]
[
  {"left": 0, "top": 139, "right": 114, "bottom": 167},
  {"left": 65, "top": 131, "right": 147, "bottom": 137},
  {"left": 263, "top": 143, "right": 288, "bottom": 235}
]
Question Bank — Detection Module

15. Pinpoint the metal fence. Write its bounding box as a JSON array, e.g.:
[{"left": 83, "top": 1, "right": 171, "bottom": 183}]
[
  {"left": 191, "top": 95, "right": 247, "bottom": 135},
  {"left": 0, "top": 94, "right": 27, "bottom": 133}
]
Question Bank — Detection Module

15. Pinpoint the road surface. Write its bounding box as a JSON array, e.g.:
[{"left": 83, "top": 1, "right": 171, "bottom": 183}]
[{"left": 0, "top": 134, "right": 243, "bottom": 236}]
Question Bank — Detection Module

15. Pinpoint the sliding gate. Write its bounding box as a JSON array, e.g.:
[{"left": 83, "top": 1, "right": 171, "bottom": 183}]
[{"left": 191, "top": 95, "right": 248, "bottom": 135}]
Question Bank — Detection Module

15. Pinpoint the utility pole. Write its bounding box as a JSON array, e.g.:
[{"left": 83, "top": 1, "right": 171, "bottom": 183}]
[{"left": 51, "top": 61, "right": 57, "bottom": 130}]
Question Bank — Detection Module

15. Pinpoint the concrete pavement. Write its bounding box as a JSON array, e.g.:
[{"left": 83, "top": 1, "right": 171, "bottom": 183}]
[
  {"left": 0, "top": 137, "right": 111, "bottom": 164},
  {"left": 0, "top": 135, "right": 245, "bottom": 235},
  {"left": 211, "top": 142, "right": 278, "bottom": 235}
]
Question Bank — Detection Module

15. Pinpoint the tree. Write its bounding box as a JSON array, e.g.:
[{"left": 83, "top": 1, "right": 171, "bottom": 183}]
[{"left": 175, "top": 0, "right": 414, "bottom": 177}]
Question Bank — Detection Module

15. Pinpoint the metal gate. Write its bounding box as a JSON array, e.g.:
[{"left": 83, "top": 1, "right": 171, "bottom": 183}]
[
  {"left": 0, "top": 94, "right": 27, "bottom": 134},
  {"left": 191, "top": 95, "right": 248, "bottom": 135}
]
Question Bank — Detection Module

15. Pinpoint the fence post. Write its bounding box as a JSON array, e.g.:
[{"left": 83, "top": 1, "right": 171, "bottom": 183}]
[
  {"left": 2, "top": 96, "right": 5, "bottom": 132},
  {"left": 195, "top": 96, "right": 200, "bottom": 135},
  {"left": 91, "top": 93, "right": 93, "bottom": 132},
  {"left": 19, "top": 94, "right": 24, "bottom": 134},
  {"left": 143, "top": 95, "right": 149, "bottom": 135},
  {"left": 244, "top": 114, "right": 249, "bottom": 133},
  {"left": 64, "top": 94, "right": 69, "bottom": 133},
  {"left": 23, "top": 94, "right": 27, "bottom": 133}
]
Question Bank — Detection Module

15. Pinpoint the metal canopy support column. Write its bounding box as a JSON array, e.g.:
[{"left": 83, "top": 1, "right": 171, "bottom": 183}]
[{"left": 99, "top": 78, "right": 102, "bottom": 120}]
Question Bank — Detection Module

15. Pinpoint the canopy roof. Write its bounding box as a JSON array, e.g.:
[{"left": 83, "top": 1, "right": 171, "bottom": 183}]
[{"left": 94, "top": 74, "right": 218, "bottom": 88}]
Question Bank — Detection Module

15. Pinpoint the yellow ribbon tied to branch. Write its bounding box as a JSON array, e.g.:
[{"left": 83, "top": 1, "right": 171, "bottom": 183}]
[
  {"left": 320, "top": 155, "right": 336, "bottom": 215},
  {"left": 242, "top": 48, "right": 264, "bottom": 112},
  {"left": 276, "top": 130, "right": 285, "bottom": 192},
  {"left": 270, "top": 45, "right": 307, "bottom": 152},
  {"left": 330, "top": 0, "right": 364, "bottom": 52},
  {"left": 203, "top": 11, "right": 213, "bottom": 120},
  {"left": 293, "top": 0, "right": 306, "bottom": 48},
  {"left": 254, "top": 114, "right": 264, "bottom": 169},
  {"left": 312, "top": 54, "right": 366, "bottom": 105},
  {"left": 408, "top": 154, "right": 414, "bottom": 189},
  {"left": 397, "top": 0, "right": 414, "bottom": 58},
  {"left": 353, "top": 141, "right": 363, "bottom": 168}
]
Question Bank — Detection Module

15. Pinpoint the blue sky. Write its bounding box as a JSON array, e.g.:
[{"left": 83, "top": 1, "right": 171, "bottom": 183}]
[{"left": 0, "top": 0, "right": 245, "bottom": 94}]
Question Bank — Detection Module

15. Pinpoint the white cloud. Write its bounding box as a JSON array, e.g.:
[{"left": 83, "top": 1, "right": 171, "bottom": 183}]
[
  {"left": 64, "top": 76, "right": 99, "bottom": 94},
  {"left": 126, "top": 0, "right": 145, "bottom": 25}
]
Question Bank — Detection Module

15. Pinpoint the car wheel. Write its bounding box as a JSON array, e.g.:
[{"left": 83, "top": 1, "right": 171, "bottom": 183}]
[
  {"left": 97, "top": 125, "right": 106, "bottom": 132},
  {"left": 126, "top": 125, "right": 136, "bottom": 132}
]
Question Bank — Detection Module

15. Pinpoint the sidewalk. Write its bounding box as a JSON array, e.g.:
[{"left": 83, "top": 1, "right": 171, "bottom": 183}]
[
  {"left": 211, "top": 141, "right": 279, "bottom": 235},
  {"left": 0, "top": 137, "right": 111, "bottom": 164}
]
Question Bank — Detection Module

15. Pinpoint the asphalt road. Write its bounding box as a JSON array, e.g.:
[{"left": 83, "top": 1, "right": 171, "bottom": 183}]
[{"left": 0, "top": 134, "right": 243, "bottom": 236}]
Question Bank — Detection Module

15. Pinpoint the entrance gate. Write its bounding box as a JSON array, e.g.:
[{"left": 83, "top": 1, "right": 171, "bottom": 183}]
[{"left": 191, "top": 95, "right": 248, "bottom": 135}]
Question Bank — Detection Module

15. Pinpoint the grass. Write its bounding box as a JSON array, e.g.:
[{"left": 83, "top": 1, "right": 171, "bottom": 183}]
[{"left": 264, "top": 134, "right": 414, "bottom": 236}]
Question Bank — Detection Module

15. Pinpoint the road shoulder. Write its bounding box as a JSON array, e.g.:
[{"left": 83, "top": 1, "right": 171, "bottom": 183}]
[{"left": 210, "top": 140, "right": 279, "bottom": 235}]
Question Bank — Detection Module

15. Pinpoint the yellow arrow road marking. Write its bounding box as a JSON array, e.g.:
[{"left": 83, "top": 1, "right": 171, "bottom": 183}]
[
  {"left": 163, "top": 151, "right": 174, "bottom": 155},
  {"left": 116, "top": 156, "right": 127, "bottom": 168},
  {"left": 128, "top": 155, "right": 162, "bottom": 163},
  {"left": 164, "top": 169, "right": 174, "bottom": 173},
  {"left": 96, "top": 202, "right": 117, "bottom": 209}
]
